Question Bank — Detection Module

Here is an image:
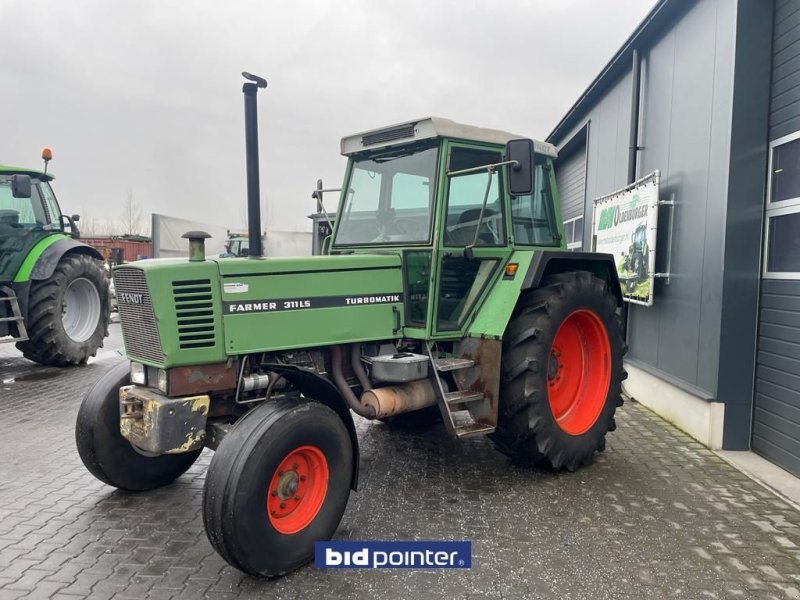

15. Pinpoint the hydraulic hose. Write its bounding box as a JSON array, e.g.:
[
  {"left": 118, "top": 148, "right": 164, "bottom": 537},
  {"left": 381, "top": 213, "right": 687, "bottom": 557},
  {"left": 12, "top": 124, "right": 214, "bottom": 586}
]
[{"left": 330, "top": 345, "right": 376, "bottom": 419}]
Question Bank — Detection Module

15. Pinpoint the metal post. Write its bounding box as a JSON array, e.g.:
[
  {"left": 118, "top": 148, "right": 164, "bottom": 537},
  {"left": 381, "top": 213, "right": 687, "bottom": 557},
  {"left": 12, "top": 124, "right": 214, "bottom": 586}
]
[
  {"left": 242, "top": 73, "right": 267, "bottom": 257},
  {"left": 627, "top": 48, "right": 641, "bottom": 185}
]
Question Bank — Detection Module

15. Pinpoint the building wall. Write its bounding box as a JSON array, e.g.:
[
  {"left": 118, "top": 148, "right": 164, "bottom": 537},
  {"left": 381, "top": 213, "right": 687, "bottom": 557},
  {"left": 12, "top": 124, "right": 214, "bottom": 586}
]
[
  {"left": 752, "top": 0, "right": 800, "bottom": 466},
  {"left": 553, "top": 0, "right": 737, "bottom": 397},
  {"left": 771, "top": 0, "right": 800, "bottom": 141}
]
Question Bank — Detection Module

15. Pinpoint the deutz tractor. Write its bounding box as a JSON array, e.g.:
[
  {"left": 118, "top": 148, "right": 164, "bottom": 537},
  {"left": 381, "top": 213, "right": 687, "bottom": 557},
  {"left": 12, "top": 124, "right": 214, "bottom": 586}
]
[
  {"left": 0, "top": 150, "right": 109, "bottom": 365},
  {"left": 76, "top": 74, "right": 625, "bottom": 578}
]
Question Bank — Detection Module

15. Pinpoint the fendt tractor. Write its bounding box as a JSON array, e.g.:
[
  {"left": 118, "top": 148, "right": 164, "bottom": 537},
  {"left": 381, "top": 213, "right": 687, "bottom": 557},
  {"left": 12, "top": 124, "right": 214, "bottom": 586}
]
[
  {"left": 0, "top": 150, "right": 109, "bottom": 365},
  {"left": 76, "top": 74, "right": 626, "bottom": 577}
]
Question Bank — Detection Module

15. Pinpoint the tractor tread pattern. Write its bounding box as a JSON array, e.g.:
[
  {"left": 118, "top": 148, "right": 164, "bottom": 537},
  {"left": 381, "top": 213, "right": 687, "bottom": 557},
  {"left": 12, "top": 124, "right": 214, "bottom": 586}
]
[{"left": 489, "top": 270, "right": 626, "bottom": 471}]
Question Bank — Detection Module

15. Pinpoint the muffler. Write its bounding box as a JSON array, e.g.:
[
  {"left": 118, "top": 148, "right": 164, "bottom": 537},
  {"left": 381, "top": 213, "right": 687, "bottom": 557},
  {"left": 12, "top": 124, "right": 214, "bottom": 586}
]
[{"left": 360, "top": 379, "right": 438, "bottom": 419}]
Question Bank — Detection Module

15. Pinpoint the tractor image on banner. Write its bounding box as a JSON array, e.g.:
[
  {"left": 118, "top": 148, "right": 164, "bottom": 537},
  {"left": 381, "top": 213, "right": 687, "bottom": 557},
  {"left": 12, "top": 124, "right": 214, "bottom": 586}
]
[
  {"left": 75, "top": 74, "right": 627, "bottom": 578},
  {"left": 0, "top": 150, "right": 110, "bottom": 365}
]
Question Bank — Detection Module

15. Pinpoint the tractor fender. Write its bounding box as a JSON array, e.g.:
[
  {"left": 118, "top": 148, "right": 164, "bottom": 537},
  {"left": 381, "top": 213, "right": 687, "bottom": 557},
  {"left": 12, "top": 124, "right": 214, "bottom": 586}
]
[
  {"left": 30, "top": 238, "right": 103, "bottom": 281},
  {"left": 261, "top": 363, "right": 360, "bottom": 491},
  {"left": 521, "top": 251, "right": 623, "bottom": 306}
]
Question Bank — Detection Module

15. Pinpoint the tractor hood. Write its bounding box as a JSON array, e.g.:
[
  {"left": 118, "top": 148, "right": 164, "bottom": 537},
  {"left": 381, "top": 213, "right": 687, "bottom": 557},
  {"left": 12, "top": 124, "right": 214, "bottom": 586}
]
[{"left": 113, "top": 254, "right": 404, "bottom": 368}]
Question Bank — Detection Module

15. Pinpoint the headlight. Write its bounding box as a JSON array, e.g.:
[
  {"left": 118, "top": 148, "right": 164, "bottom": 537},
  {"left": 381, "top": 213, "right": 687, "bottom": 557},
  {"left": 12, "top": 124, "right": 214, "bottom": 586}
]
[
  {"left": 130, "top": 362, "right": 146, "bottom": 385},
  {"left": 157, "top": 369, "right": 168, "bottom": 394}
]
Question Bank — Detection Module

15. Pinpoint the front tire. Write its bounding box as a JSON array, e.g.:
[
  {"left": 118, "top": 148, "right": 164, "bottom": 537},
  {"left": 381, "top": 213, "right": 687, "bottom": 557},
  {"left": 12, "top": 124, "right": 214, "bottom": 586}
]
[
  {"left": 75, "top": 360, "right": 202, "bottom": 490},
  {"left": 17, "top": 253, "right": 110, "bottom": 366},
  {"left": 203, "top": 399, "right": 353, "bottom": 578},
  {"left": 489, "top": 271, "right": 626, "bottom": 471}
]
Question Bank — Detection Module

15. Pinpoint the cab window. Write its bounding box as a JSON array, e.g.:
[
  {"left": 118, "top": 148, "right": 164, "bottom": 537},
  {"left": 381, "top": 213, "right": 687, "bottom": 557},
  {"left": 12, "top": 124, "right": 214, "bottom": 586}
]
[{"left": 443, "top": 147, "right": 505, "bottom": 247}]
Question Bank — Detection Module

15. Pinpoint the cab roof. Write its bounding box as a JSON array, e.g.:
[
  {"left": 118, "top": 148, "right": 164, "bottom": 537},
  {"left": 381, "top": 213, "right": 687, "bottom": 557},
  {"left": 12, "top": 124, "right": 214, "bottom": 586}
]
[
  {"left": 0, "top": 165, "right": 53, "bottom": 181},
  {"left": 341, "top": 117, "right": 558, "bottom": 159}
]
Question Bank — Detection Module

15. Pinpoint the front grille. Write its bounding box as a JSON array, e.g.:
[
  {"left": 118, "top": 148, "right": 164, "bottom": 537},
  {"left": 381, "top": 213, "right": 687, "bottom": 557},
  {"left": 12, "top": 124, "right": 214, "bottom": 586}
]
[
  {"left": 173, "top": 279, "right": 216, "bottom": 349},
  {"left": 362, "top": 123, "right": 416, "bottom": 147},
  {"left": 114, "top": 268, "right": 165, "bottom": 363}
]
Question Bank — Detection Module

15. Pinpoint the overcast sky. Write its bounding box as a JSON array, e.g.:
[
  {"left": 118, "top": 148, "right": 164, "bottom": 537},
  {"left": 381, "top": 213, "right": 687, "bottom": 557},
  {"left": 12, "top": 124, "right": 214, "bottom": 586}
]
[{"left": 1, "top": 0, "right": 656, "bottom": 236}]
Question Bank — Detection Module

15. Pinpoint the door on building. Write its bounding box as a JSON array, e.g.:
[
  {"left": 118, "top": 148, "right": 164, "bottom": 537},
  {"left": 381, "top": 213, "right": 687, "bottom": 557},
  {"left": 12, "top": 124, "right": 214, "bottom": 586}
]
[{"left": 753, "top": 131, "right": 800, "bottom": 475}]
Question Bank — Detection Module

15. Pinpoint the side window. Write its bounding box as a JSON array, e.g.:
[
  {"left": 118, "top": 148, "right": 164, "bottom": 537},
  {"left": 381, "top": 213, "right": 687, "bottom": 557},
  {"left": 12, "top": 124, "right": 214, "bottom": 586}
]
[
  {"left": 563, "top": 216, "right": 584, "bottom": 250},
  {"left": 39, "top": 182, "right": 61, "bottom": 226},
  {"left": 766, "top": 136, "right": 800, "bottom": 277},
  {"left": 511, "top": 162, "right": 559, "bottom": 246},
  {"left": 444, "top": 147, "right": 505, "bottom": 247}
]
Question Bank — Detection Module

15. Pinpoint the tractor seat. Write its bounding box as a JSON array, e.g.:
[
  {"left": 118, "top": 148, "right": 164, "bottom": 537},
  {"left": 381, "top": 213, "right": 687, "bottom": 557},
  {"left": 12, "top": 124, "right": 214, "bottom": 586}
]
[
  {"left": 447, "top": 208, "right": 498, "bottom": 245},
  {"left": 0, "top": 210, "right": 20, "bottom": 227}
]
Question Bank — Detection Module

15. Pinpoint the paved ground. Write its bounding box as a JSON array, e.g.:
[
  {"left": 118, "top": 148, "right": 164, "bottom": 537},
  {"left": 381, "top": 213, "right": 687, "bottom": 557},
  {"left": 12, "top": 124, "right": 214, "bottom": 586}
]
[{"left": 3, "top": 327, "right": 800, "bottom": 599}]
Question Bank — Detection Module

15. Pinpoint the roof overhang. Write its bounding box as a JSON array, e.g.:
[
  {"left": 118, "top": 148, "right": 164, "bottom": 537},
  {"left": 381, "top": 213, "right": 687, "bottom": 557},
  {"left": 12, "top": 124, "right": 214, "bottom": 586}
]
[{"left": 341, "top": 117, "right": 557, "bottom": 158}]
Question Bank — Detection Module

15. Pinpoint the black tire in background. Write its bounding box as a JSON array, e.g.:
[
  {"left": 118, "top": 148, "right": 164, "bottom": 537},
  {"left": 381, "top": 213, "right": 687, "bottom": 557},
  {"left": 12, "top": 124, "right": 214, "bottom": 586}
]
[
  {"left": 75, "top": 360, "right": 202, "bottom": 491},
  {"left": 203, "top": 399, "right": 353, "bottom": 578},
  {"left": 17, "top": 253, "right": 110, "bottom": 366},
  {"left": 489, "top": 271, "right": 626, "bottom": 471}
]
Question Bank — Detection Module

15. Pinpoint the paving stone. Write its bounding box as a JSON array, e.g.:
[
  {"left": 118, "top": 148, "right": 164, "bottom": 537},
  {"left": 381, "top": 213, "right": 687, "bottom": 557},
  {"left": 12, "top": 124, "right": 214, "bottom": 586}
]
[{"left": 5, "top": 326, "right": 800, "bottom": 598}]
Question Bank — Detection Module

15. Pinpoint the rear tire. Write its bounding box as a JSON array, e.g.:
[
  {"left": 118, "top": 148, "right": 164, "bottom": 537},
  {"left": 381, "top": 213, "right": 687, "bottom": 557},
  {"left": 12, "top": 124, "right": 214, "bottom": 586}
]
[
  {"left": 17, "top": 253, "right": 110, "bottom": 366},
  {"left": 75, "top": 360, "right": 202, "bottom": 491},
  {"left": 489, "top": 271, "right": 626, "bottom": 470},
  {"left": 203, "top": 399, "right": 353, "bottom": 578}
]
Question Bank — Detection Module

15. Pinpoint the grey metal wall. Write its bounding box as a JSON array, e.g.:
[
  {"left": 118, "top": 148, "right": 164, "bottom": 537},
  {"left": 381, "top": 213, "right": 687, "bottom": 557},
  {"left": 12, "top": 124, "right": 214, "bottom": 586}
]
[
  {"left": 754, "top": 280, "right": 800, "bottom": 474},
  {"left": 555, "top": 144, "right": 587, "bottom": 222},
  {"left": 753, "top": 0, "right": 800, "bottom": 470},
  {"left": 771, "top": 0, "right": 800, "bottom": 141},
  {"left": 554, "top": 0, "right": 737, "bottom": 396}
]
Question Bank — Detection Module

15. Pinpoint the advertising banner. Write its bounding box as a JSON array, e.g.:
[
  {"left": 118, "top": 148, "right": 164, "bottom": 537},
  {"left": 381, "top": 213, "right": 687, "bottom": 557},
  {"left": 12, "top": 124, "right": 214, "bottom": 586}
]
[{"left": 592, "top": 171, "right": 660, "bottom": 306}]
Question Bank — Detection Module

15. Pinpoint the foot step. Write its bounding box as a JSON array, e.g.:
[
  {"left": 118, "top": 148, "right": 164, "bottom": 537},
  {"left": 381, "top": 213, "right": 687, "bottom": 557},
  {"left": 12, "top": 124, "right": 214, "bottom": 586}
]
[
  {"left": 445, "top": 390, "right": 484, "bottom": 406},
  {"left": 455, "top": 422, "right": 495, "bottom": 438},
  {"left": 433, "top": 357, "right": 474, "bottom": 372}
]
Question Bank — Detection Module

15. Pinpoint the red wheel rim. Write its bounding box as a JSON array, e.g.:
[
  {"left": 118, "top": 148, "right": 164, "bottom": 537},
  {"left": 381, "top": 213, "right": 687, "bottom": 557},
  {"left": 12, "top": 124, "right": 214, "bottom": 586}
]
[
  {"left": 547, "top": 309, "right": 612, "bottom": 435},
  {"left": 267, "top": 445, "right": 329, "bottom": 534}
]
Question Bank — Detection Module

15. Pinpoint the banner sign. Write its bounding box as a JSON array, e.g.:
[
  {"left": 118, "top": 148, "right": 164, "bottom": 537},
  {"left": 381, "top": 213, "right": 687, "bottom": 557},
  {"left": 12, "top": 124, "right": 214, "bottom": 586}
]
[{"left": 592, "top": 171, "right": 660, "bottom": 306}]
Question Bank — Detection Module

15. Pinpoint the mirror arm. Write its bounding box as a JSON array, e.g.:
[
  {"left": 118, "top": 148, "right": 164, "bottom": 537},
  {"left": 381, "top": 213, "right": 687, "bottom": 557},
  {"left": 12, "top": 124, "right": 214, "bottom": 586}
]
[{"left": 464, "top": 166, "right": 496, "bottom": 259}]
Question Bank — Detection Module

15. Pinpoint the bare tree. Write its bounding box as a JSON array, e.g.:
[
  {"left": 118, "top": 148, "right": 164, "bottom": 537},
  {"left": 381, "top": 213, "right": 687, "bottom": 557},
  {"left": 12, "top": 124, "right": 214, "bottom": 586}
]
[{"left": 121, "top": 189, "right": 143, "bottom": 236}]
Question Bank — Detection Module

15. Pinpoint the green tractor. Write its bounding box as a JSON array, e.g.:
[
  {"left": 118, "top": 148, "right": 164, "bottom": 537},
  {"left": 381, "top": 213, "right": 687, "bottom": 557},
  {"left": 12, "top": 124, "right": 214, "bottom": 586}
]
[
  {"left": 1, "top": 150, "right": 109, "bottom": 365},
  {"left": 76, "top": 74, "right": 626, "bottom": 577}
]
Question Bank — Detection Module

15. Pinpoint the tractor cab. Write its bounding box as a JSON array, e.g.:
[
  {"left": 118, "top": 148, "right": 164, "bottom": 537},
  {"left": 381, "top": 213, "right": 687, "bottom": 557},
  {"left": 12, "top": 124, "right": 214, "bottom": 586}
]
[
  {"left": 330, "top": 117, "right": 562, "bottom": 336},
  {"left": 0, "top": 167, "right": 67, "bottom": 283}
]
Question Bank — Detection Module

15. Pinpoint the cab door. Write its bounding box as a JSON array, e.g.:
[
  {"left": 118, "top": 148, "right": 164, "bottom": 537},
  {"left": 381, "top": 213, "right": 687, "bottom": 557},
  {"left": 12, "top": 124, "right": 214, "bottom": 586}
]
[{"left": 430, "top": 141, "right": 512, "bottom": 338}]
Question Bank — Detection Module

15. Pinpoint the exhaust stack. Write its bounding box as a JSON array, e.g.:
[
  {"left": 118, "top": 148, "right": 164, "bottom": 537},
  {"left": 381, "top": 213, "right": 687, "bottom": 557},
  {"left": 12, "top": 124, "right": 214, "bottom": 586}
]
[{"left": 241, "top": 71, "right": 268, "bottom": 258}]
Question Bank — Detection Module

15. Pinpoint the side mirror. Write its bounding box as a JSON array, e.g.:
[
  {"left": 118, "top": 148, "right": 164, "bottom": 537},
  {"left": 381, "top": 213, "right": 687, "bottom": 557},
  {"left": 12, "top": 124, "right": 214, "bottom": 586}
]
[
  {"left": 11, "top": 174, "right": 32, "bottom": 199},
  {"left": 71, "top": 214, "right": 80, "bottom": 222},
  {"left": 505, "top": 139, "right": 534, "bottom": 196}
]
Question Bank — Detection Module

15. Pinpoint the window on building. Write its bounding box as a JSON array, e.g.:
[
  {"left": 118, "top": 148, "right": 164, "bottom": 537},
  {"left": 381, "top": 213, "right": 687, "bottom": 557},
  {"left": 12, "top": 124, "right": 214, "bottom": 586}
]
[
  {"left": 563, "top": 215, "right": 583, "bottom": 251},
  {"left": 766, "top": 134, "right": 800, "bottom": 278}
]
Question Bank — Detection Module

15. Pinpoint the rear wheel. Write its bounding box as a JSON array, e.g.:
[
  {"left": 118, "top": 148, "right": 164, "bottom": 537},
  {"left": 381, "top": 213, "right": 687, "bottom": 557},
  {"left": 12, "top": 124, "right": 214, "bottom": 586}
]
[
  {"left": 75, "top": 360, "right": 202, "bottom": 490},
  {"left": 203, "top": 399, "right": 353, "bottom": 577},
  {"left": 17, "top": 253, "right": 109, "bottom": 366},
  {"left": 489, "top": 271, "right": 626, "bottom": 470}
]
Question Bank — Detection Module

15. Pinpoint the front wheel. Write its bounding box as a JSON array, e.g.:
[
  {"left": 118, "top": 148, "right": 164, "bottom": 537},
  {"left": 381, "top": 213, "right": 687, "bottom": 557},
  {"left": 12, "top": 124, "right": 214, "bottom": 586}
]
[
  {"left": 75, "top": 360, "right": 202, "bottom": 490},
  {"left": 489, "top": 270, "right": 626, "bottom": 471},
  {"left": 203, "top": 399, "right": 353, "bottom": 578}
]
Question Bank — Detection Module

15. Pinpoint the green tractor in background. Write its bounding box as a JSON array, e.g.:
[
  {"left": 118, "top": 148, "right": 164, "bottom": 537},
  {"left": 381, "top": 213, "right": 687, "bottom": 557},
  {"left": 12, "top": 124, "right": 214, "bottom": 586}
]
[
  {"left": 76, "top": 74, "right": 626, "bottom": 578},
  {"left": 0, "top": 149, "right": 110, "bottom": 365}
]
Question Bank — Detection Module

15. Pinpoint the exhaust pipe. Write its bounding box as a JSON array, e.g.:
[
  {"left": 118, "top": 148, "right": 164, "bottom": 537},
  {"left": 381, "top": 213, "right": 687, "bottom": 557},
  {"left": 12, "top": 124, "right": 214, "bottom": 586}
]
[{"left": 242, "top": 72, "right": 267, "bottom": 258}]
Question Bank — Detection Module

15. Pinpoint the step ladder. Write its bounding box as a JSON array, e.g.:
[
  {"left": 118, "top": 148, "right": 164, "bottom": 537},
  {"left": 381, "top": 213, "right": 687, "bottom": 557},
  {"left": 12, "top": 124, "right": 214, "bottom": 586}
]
[
  {"left": 425, "top": 342, "right": 497, "bottom": 439},
  {"left": 0, "top": 286, "right": 28, "bottom": 344}
]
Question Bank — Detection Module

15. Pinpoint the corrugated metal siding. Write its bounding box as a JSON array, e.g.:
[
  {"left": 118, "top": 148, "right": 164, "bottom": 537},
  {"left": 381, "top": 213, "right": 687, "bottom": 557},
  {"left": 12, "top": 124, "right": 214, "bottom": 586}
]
[
  {"left": 753, "top": 280, "right": 800, "bottom": 475},
  {"left": 555, "top": 146, "right": 586, "bottom": 222},
  {"left": 771, "top": 0, "right": 800, "bottom": 140},
  {"left": 752, "top": 0, "right": 800, "bottom": 471}
]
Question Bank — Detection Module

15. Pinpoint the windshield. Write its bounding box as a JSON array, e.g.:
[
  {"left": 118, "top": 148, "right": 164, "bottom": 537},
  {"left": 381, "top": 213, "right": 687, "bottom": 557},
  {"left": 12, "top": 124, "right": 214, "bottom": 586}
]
[
  {"left": 334, "top": 142, "right": 439, "bottom": 245},
  {"left": 0, "top": 177, "right": 50, "bottom": 229}
]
